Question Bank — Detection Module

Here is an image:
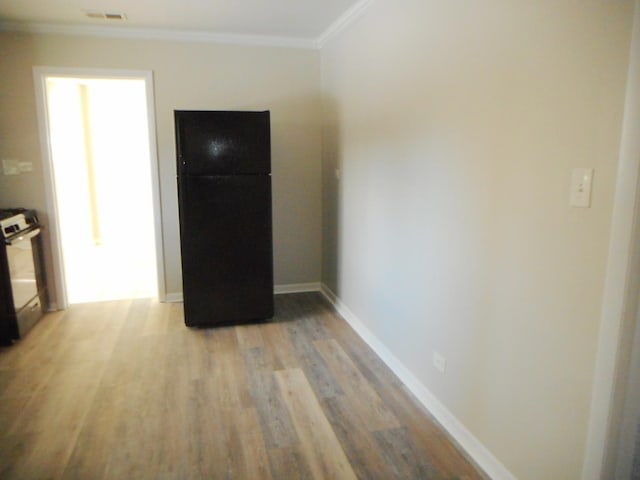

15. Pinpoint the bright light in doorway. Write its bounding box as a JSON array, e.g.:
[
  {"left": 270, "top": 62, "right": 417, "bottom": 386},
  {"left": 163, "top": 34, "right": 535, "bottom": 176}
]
[{"left": 46, "top": 77, "right": 158, "bottom": 304}]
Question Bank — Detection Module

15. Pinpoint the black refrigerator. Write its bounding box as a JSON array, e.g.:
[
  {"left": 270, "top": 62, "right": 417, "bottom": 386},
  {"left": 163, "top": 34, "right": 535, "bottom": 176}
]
[{"left": 175, "top": 110, "right": 274, "bottom": 327}]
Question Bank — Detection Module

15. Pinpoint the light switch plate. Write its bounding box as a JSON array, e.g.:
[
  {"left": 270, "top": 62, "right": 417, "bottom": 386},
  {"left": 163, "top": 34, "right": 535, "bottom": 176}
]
[
  {"left": 18, "top": 161, "right": 33, "bottom": 173},
  {"left": 2, "top": 159, "right": 20, "bottom": 176},
  {"left": 570, "top": 168, "right": 593, "bottom": 208}
]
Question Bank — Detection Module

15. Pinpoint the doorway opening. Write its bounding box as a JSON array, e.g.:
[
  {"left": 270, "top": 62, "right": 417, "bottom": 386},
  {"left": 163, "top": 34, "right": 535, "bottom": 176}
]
[{"left": 36, "top": 71, "right": 163, "bottom": 306}]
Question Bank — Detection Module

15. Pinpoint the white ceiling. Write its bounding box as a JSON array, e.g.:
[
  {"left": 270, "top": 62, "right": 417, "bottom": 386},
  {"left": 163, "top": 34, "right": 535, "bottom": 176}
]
[{"left": 0, "top": 0, "right": 366, "bottom": 41}]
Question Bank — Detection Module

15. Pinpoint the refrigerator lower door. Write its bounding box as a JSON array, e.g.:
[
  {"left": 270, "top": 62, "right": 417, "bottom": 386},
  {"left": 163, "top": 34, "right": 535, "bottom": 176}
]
[{"left": 178, "top": 174, "right": 274, "bottom": 326}]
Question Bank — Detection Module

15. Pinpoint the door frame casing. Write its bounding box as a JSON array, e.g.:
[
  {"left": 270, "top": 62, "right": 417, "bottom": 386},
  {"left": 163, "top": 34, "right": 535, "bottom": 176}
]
[
  {"left": 583, "top": 2, "right": 640, "bottom": 478},
  {"left": 32, "top": 67, "right": 166, "bottom": 309}
]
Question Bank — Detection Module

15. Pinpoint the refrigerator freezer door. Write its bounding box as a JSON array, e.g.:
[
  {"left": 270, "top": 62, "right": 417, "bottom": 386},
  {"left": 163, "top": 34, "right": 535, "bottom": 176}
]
[
  {"left": 175, "top": 110, "right": 271, "bottom": 176},
  {"left": 178, "top": 174, "right": 274, "bottom": 326}
]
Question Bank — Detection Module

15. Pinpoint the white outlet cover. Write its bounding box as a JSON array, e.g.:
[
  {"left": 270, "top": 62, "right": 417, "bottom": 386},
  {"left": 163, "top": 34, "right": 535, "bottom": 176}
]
[{"left": 433, "top": 351, "right": 446, "bottom": 373}]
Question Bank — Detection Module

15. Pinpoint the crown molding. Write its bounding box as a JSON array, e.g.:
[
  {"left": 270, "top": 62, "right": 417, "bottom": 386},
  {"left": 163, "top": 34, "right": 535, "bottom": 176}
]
[
  {"left": 316, "top": 0, "right": 375, "bottom": 48},
  {"left": 0, "top": 21, "right": 318, "bottom": 50},
  {"left": 0, "top": 0, "right": 375, "bottom": 50}
]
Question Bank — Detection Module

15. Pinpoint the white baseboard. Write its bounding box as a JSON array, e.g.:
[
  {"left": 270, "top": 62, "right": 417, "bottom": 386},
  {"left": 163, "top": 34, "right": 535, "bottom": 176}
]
[
  {"left": 164, "top": 292, "right": 183, "bottom": 303},
  {"left": 163, "top": 283, "right": 321, "bottom": 304},
  {"left": 274, "top": 282, "right": 321, "bottom": 294},
  {"left": 320, "top": 283, "right": 516, "bottom": 480}
]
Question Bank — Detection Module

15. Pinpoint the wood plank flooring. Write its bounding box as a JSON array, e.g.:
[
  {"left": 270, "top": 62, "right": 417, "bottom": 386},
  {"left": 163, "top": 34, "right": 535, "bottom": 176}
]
[{"left": 0, "top": 293, "right": 487, "bottom": 479}]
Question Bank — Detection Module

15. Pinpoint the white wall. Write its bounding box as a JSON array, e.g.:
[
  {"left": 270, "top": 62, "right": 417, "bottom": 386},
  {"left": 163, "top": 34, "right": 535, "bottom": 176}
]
[
  {"left": 0, "top": 32, "right": 323, "bottom": 299},
  {"left": 321, "top": 1, "right": 633, "bottom": 478}
]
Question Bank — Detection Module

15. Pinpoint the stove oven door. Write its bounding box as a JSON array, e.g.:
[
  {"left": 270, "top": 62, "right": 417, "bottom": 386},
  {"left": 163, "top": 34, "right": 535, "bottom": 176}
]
[{"left": 5, "top": 227, "right": 42, "bottom": 337}]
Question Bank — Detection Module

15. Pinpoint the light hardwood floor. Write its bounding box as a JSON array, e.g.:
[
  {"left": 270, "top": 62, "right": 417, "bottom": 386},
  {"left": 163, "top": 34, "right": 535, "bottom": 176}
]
[{"left": 0, "top": 293, "right": 487, "bottom": 479}]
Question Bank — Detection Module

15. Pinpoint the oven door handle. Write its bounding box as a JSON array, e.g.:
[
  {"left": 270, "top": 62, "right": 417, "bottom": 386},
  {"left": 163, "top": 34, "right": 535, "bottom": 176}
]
[{"left": 5, "top": 227, "right": 41, "bottom": 246}]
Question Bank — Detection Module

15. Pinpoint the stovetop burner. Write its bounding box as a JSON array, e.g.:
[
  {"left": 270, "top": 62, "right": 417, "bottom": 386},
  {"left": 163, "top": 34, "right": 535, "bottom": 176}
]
[{"left": 0, "top": 208, "right": 27, "bottom": 221}]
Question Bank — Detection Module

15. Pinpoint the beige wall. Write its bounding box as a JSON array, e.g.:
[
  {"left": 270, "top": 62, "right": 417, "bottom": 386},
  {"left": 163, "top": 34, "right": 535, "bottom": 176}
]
[
  {"left": 1, "top": 2, "right": 636, "bottom": 476},
  {"left": 321, "top": 1, "right": 633, "bottom": 478},
  {"left": 0, "top": 32, "right": 322, "bottom": 298},
  {"left": 586, "top": 2, "right": 640, "bottom": 477}
]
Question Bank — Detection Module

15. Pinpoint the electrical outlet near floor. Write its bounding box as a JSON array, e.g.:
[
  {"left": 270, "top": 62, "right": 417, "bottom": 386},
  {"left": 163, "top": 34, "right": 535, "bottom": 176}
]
[{"left": 433, "top": 351, "right": 446, "bottom": 373}]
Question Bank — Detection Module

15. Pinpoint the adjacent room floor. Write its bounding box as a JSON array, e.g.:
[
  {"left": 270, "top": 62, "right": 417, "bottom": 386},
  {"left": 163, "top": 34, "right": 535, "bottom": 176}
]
[{"left": 0, "top": 293, "right": 486, "bottom": 479}]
